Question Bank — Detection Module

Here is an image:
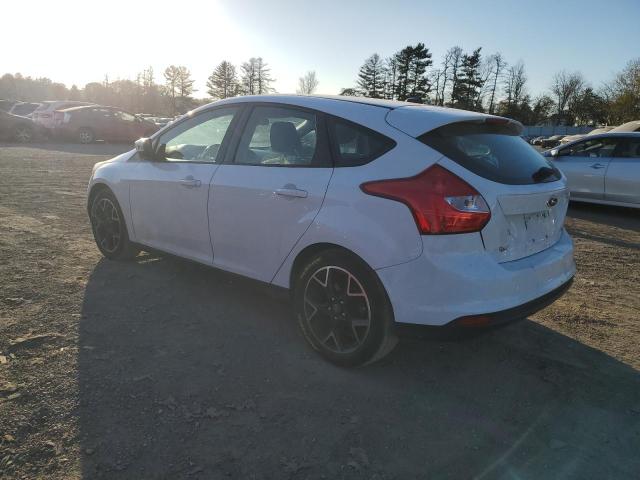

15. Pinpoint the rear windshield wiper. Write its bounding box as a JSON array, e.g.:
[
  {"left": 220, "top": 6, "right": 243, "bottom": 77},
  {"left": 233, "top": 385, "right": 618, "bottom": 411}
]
[{"left": 532, "top": 166, "right": 557, "bottom": 183}]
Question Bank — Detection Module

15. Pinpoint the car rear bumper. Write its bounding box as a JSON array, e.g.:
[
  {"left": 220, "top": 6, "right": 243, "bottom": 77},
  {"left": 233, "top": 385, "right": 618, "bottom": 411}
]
[{"left": 376, "top": 228, "right": 576, "bottom": 326}]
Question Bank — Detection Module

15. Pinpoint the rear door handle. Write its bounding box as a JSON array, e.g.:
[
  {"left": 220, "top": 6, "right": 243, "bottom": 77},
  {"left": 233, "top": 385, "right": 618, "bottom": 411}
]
[
  {"left": 275, "top": 187, "right": 308, "bottom": 198},
  {"left": 590, "top": 163, "right": 606, "bottom": 169},
  {"left": 179, "top": 176, "right": 202, "bottom": 188}
]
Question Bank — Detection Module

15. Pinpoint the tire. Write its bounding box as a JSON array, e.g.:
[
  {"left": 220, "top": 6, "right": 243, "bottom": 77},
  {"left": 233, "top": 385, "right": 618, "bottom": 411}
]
[
  {"left": 293, "top": 249, "right": 398, "bottom": 367},
  {"left": 89, "top": 188, "right": 140, "bottom": 261},
  {"left": 13, "top": 124, "right": 33, "bottom": 143},
  {"left": 78, "top": 127, "right": 95, "bottom": 144}
]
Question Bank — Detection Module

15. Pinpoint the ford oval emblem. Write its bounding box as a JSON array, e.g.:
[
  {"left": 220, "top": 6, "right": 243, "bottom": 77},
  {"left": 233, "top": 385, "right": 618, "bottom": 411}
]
[{"left": 547, "top": 197, "right": 558, "bottom": 208}]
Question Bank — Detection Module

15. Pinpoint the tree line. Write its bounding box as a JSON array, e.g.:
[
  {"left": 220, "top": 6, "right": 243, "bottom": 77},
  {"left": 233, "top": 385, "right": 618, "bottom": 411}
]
[
  {"left": 1, "top": 49, "right": 638, "bottom": 125},
  {"left": 345, "top": 45, "right": 639, "bottom": 125}
]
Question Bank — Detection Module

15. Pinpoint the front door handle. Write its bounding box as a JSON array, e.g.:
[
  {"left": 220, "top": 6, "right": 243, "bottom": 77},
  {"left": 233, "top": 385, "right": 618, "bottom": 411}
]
[
  {"left": 275, "top": 187, "right": 308, "bottom": 198},
  {"left": 590, "top": 163, "right": 606, "bottom": 169},
  {"left": 179, "top": 176, "right": 202, "bottom": 188}
]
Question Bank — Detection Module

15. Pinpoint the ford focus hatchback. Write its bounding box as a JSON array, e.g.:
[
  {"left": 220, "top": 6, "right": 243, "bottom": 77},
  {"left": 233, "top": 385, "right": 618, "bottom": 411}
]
[{"left": 87, "top": 95, "right": 575, "bottom": 366}]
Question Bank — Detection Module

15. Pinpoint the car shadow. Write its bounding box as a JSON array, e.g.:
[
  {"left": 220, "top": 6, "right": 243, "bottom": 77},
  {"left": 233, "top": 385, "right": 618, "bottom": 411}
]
[{"left": 78, "top": 254, "right": 640, "bottom": 479}]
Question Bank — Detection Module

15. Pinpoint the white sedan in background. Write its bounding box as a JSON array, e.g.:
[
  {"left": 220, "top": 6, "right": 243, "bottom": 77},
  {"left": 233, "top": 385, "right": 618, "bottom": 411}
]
[
  {"left": 545, "top": 132, "right": 640, "bottom": 208},
  {"left": 87, "top": 95, "right": 575, "bottom": 366}
]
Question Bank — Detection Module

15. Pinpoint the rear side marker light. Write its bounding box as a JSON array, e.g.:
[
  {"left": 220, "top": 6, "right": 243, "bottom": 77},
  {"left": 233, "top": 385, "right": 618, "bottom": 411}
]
[{"left": 360, "top": 164, "right": 491, "bottom": 235}]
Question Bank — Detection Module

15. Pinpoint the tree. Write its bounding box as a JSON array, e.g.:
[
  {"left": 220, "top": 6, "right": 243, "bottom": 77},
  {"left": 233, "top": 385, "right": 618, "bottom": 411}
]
[
  {"left": 602, "top": 58, "right": 640, "bottom": 123},
  {"left": 503, "top": 61, "right": 528, "bottom": 110},
  {"left": 444, "top": 46, "right": 464, "bottom": 106},
  {"left": 393, "top": 43, "right": 432, "bottom": 101},
  {"left": 356, "top": 54, "right": 386, "bottom": 98},
  {"left": 207, "top": 61, "right": 238, "bottom": 99},
  {"left": 163, "top": 65, "right": 181, "bottom": 114},
  {"left": 450, "top": 48, "right": 483, "bottom": 111},
  {"left": 550, "top": 71, "right": 585, "bottom": 122},
  {"left": 240, "top": 57, "right": 274, "bottom": 95},
  {"left": 486, "top": 53, "right": 506, "bottom": 114},
  {"left": 297, "top": 71, "right": 319, "bottom": 95},
  {"left": 570, "top": 87, "right": 607, "bottom": 125},
  {"left": 530, "top": 94, "right": 555, "bottom": 124}
]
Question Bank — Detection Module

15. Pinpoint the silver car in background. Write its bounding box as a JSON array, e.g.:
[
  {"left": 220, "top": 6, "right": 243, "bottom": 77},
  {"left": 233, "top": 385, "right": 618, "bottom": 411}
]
[{"left": 545, "top": 132, "right": 640, "bottom": 208}]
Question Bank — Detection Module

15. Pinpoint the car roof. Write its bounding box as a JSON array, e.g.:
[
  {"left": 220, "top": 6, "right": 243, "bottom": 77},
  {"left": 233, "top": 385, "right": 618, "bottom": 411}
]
[
  {"left": 558, "top": 131, "right": 640, "bottom": 148},
  {"left": 188, "top": 94, "right": 517, "bottom": 137},
  {"left": 610, "top": 120, "right": 640, "bottom": 132}
]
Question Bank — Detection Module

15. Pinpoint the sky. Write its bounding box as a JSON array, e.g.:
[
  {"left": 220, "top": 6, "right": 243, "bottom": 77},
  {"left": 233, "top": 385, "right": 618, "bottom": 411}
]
[{"left": 2, "top": 0, "right": 639, "bottom": 98}]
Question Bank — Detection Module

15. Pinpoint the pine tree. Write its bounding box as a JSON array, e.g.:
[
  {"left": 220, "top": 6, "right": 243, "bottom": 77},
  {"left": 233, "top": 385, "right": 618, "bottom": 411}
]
[
  {"left": 207, "top": 61, "right": 238, "bottom": 99},
  {"left": 393, "top": 43, "right": 432, "bottom": 101},
  {"left": 450, "top": 48, "right": 483, "bottom": 111},
  {"left": 356, "top": 53, "right": 386, "bottom": 98}
]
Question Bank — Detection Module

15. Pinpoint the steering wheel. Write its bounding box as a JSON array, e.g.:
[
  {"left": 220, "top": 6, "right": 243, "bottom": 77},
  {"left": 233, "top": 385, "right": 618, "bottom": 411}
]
[{"left": 197, "top": 144, "right": 220, "bottom": 161}]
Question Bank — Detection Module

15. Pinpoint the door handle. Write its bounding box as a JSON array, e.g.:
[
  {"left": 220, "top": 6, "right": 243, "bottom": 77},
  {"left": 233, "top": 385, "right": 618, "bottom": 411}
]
[
  {"left": 179, "top": 176, "right": 202, "bottom": 188},
  {"left": 590, "top": 163, "right": 606, "bottom": 169},
  {"left": 275, "top": 187, "right": 308, "bottom": 198}
]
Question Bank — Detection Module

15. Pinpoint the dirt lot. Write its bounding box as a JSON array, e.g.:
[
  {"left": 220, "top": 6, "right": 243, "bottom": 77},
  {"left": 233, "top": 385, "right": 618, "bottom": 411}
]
[{"left": 1, "top": 143, "right": 639, "bottom": 479}]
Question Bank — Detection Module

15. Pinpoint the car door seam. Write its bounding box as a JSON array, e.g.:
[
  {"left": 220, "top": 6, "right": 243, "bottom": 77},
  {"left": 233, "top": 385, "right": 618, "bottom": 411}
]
[{"left": 269, "top": 167, "right": 335, "bottom": 285}]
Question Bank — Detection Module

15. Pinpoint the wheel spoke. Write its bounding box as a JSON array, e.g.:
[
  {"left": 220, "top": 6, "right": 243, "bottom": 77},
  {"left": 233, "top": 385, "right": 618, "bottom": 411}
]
[{"left": 303, "top": 265, "right": 372, "bottom": 355}]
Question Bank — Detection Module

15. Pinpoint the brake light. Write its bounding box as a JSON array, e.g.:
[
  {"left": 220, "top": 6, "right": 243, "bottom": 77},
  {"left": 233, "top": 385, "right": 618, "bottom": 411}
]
[{"left": 360, "top": 164, "right": 491, "bottom": 234}]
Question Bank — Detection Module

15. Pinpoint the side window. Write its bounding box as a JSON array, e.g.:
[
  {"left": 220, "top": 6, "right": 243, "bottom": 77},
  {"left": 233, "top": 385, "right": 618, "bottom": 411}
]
[
  {"left": 156, "top": 107, "right": 238, "bottom": 163},
  {"left": 564, "top": 138, "right": 618, "bottom": 158},
  {"left": 235, "top": 106, "right": 318, "bottom": 166},
  {"left": 329, "top": 118, "right": 395, "bottom": 167},
  {"left": 615, "top": 139, "right": 640, "bottom": 158}
]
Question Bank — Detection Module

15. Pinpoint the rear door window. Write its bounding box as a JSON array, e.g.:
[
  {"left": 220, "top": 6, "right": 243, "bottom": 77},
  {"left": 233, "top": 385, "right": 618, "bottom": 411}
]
[{"left": 419, "top": 122, "right": 561, "bottom": 185}]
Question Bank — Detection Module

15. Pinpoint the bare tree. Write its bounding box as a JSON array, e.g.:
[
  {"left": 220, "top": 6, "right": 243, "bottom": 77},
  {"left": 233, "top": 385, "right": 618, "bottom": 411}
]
[
  {"left": 240, "top": 57, "right": 274, "bottom": 95},
  {"left": 297, "top": 71, "right": 319, "bottom": 95},
  {"left": 504, "top": 61, "right": 527, "bottom": 107},
  {"left": 446, "top": 46, "right": 464, "bottom": 106},
  {"left": 551, "top": 71, "right": 585, "bottom": 118},
  {"left": 487, "top": 53, "right": 507, "bottom": 113}
]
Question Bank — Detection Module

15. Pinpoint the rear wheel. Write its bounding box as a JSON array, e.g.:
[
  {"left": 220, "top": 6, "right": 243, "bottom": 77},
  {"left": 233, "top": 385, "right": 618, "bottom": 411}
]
[
  {"left": 293, "top": 249, "right": 397, "bottom": 367},
  {"left": 89, "top": 189, "right": 140, "bottom": 261},
  {"left": 78, "top": 127, "right": 95, "bottom": 144},
  {"left": 13, "top": 125, "right": 33, "bottom": 143}
]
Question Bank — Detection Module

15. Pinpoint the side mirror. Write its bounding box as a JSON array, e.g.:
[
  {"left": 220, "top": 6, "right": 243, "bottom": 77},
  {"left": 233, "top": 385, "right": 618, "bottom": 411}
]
[{"left": 135, "top": 137, "right": 158, "bottom": 161}]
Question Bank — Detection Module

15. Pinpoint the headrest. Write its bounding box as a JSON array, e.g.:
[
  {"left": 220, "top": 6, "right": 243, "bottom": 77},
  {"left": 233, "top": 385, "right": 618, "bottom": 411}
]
[{"left": 270, "top": 121, "right": 300, "bottom": 154}]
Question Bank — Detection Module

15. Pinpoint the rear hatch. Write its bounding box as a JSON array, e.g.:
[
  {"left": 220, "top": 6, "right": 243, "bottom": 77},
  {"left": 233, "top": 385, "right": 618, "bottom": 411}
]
[{"left": 388, "top": 107, "right": 568, "bottom": 263}]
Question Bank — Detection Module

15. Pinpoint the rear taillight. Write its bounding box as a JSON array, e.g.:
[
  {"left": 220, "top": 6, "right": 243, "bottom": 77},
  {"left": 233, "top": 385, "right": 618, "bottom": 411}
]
[{"left": 360, "top": 164, "right": 491, "bottom": 234}]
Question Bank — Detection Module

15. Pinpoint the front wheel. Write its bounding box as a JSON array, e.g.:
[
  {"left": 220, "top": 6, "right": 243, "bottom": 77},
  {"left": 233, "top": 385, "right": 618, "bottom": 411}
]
[
  {"left": 293, "top": 249, "right": 397, "bottom": 367},
  {"left": 89, "top": 189, "right": 140, "bottom": 261}
]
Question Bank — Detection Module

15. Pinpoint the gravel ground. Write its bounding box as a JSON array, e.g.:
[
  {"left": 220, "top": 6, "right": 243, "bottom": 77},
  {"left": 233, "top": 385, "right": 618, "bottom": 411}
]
[{"left": 1, "top": 143, "right": 639, "bottom": 479}]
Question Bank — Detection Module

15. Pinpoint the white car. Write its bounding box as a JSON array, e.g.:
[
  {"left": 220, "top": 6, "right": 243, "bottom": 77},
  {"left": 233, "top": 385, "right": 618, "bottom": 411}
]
[
  {"left": 32, "top": 100, "right": 93, "bottom": 130},
  {"left": 87, "top": 95, "right": 575, "bottom": 366}
]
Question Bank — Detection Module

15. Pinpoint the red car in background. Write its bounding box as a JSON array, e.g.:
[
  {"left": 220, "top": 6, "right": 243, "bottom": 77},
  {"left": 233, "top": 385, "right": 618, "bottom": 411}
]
[{"left": 54, "top": 105, "right": 159, "bottom": 143}]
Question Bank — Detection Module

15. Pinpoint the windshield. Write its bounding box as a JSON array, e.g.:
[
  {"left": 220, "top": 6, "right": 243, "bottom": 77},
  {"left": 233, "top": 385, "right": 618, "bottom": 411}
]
[{"left": 419, "top": 122, "right": 561, "bottom": 185}]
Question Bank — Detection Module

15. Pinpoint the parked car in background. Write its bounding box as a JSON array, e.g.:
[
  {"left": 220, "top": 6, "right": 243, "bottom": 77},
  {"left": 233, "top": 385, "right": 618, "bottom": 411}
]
[
  {"left": 32, "top": 101, "right": 93, "bottom": 130},
  {"left": 153, "top": 117, "right": 173, "bottom": 128},
  {"left": 9, "top": 102, "right": 41, "bottom": 118},
  {"left": 560, "top": 126, "right": 614, "bottom": 145},
  {"left": 530, "top": 136, "right": 544, "bottom": 146},
  {"left": 54, "top": 105, "right": 158, "bottom": 143},
  {"left": 0, "top": 100, "right": 18, "bottom": 112},
  {"left": 87, "top": 95, "right": 575, "bottom": 366},
  {"left": 540, "top": 135, "right": 566, "bottom": 148},
  {"left": 545, "top": 132, "right": 640, "bottom": 208},
  {"left": 0, "top": 110, "right": 36, "bottom": 142},
  {"left": 610, "top": 120, "right": 640, "bottom": 133}
]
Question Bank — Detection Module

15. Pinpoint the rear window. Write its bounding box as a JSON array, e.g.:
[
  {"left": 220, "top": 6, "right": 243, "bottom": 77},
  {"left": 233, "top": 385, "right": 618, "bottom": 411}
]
[
  {"left": 329, "top": 118, "right": 396, "bottom": 167},
  {"left": 419, "top": 122, "right": 561, "bottom": 185}
]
